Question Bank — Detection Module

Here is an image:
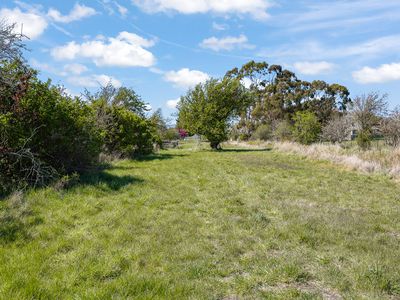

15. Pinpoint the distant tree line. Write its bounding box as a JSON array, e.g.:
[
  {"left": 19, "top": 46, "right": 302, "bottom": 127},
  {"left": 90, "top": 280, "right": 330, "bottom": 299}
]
[{"left": 178, "top": 61, "right": 400, "bottom": 149}]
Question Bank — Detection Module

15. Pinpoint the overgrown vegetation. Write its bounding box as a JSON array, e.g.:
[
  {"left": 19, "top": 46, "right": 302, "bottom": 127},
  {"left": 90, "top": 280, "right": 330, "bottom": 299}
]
[
  {"left": 177, "top": 61, "right": 398, "bottom": 155},
  {"left": 0, "top": 22, "right": 159, "bottom": 195},
  {"left": 1, "top": 144, "right": 399, "bottom": 298},
  {"left": 1, "top": 14, "right": 400, "bottom": 300},
  {"left": 292, "top": 111, "right": 321, "bottom": 145}
]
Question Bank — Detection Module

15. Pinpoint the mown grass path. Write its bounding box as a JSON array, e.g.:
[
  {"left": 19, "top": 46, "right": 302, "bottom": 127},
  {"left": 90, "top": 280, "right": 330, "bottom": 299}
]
[{"left": 1, "top": 147, "right": 400, "bottom": 299}]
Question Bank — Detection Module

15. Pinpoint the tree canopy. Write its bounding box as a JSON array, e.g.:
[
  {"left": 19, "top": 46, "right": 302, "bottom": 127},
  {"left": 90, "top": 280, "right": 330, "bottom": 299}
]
[
  {"left": 178, "top": 77, "right": 250, "bottom": 149},
  {"left": 225, "top": 61, "right": 351, "bottom": 138}
]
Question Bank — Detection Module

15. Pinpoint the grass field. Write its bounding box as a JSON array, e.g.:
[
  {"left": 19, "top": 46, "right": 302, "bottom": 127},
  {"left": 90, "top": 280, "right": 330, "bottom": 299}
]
[{"left": 1, "top": 144, "right": 400, "bottom": 299}]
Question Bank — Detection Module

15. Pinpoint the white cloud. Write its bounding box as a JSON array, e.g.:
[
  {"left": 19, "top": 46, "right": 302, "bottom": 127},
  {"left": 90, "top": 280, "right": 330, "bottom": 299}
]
[
  {"left": 149, "top": 67, "right": 164, "bottom": 74},
  {"left": 352, "top": 62, "right": 400, "bottom": 84},
  {"left": 241, "top": 78, "right": 252, "bottom": 89},
  {"left": 212, "top": 22, "right": 228, "bottom": 31},
  {"left": 200, "top": 34, "right": 254, "bottom": 52},
  {"left": 164, "top": 68, "right": 210, "bottom": 89},
  {"left": 258, "top": 35, "right": 400, "bottom": 61},
  {"left": 67, "top": 74, "right": 122, "bottom": 88},
  {"left": 282, "top": 0, "right": 400, "bottom": 33},
  {"left": 51, "top": 32, "right": 156, "bottom": 67},
  {"left": 115, "top": 3, "right": 128, "bottom": 16},
  {"left": 293, "top": 61, "right": 335, "bottom": 75},
  {"left": 0, "top": 7, "right": 48, "bottom": 39},
  {"left": 30, "top": 58, "right": 59, "bottom": 74},
  {"left": 63, "top": 63, "right": 88, "bottom": 75},
  {"left": 131, "top": 0, "right": 272, "bottom": 20},
  {"left": 166, "top": 98, "right": 180, "bottom": 109},
  {"left": 31, "top": 59, "right": 89, "bottom": 77},
  {"left": 48, "top": 3, "right": 97, "bottom": 23}
]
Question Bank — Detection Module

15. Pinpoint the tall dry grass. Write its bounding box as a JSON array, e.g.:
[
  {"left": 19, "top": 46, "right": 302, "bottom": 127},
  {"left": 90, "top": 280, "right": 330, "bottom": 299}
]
[{"left": 228, "top": 141, "right": 400, "bottom": 180}]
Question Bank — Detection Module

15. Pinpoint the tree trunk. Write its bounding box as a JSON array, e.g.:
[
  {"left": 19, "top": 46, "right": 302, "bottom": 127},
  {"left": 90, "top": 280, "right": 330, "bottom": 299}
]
[{"left": 210, "top": 141, "right": 221, "bottom": 150}]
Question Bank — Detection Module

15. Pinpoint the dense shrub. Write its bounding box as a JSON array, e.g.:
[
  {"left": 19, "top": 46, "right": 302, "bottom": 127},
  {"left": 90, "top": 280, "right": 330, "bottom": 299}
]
[
  {"left": 250, "top": 124, "right": 272, "bottom": 141},
  {"left": 163, "top": 128, "right": 181, "bottom": 141},
  {"left": 103, "top": 107, "right": 156, "bottom": 156},
  {"left": 87, "top": 83, "right": 160, "bottom": 156},
  {"left": 272, "top": 120, "right": 293, "bottom": 141},
  {"left": 292, "top": 111, "right": 321, "bottom": 145},
  {"left": 356, "top": 130, "right": 372, "bottom": 150},
  {"left": 1, "top": 73, "right": 102, "bottom": 193}
]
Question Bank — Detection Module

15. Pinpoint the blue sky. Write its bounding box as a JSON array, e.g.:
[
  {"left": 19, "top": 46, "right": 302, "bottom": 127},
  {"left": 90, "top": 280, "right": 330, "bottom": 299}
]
[{"left": 1, "top": 0, "right": 400, "bottom": 117}]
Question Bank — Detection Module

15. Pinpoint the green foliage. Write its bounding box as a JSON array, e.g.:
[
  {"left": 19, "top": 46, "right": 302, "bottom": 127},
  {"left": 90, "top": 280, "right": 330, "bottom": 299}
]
[
  {"left": 178, "top": 78, "right": 250, "bottom": 149},
  {"left": 1, "top": 70, "right": 102, "bottom": 193},
  {"left": 292, "top": 111, "right": 321, "bottom": 145},
  {"left": 112, "top": 86, "right": 149, "bottom": 117},
  {"left": 273, "top": 120, "right": 293, "bottom": 141},
  {"left": 226, "top": 61, "right": 351, "bottom": 136},
  {"left": 250, "top": 124, "right": 272, "bottom": 141},
  {"left": 149, "top": 108, "right": 177, "bottom": 142},
  {"left": 103, "top": 107, "right": 156, "bottom": 156},
  {"left": 163, "top": 128, "right": 180, "bottom": 141},
  {"left": 85, "top": 83, "right": 150, "bottom": 117},
  {"left": 356, "top": 130, "right": 372, "bottom": 150}
]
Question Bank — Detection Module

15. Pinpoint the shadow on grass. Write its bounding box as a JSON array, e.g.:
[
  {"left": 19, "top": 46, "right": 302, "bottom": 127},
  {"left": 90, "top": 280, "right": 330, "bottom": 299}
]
[
  {"left": 134, "top": 153, "right": 187, "bottom": 162},
  {"left": 0, "top": 213, "right": 43, "bottom": 244},
  {"left": 1, "top": 170, "right": 142, "bottom": 244},
  {"left": 220, "top": 148, "right": 272, "bottom": 153},
  {"left": 0, "top": 192, "right": 44, "bottom": 244},
  {"left": 78, "top": 171, "right": 144, "bottom": 191}
]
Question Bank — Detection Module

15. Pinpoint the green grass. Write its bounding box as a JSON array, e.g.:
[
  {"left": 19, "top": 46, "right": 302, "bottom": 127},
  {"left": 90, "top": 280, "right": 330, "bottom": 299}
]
[{"left": 1, "top": 144, "right": 400, "bottom": 299}]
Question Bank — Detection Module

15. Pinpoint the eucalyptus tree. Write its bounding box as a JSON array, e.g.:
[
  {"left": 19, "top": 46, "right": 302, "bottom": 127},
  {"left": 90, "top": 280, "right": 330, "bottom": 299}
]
[{"left": 225, "top": 61, "right": 351, "bottom": 137}]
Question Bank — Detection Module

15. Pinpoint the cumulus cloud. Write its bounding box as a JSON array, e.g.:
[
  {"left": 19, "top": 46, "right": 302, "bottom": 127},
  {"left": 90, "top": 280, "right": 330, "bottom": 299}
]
[
  {"left": 200, "top": 34, "right": 254, "bottom": 52},
  {"left": 51, "top": 31, "right": 156, "bottom": 67},
  {"left": 0, "top": 7, "right": 48, "bottom": 39},
  {"left": 67, "top": 74, "right": 122, "bottom": 88},
  {"left": 293, "top": 61, "right": 335, "bottom": 75},
  {"left": 352, "top": 62, "right": 400, "bottom": 84},
  {"left": 166, "top": 98, "right": 180, "bottom": 109},
  {"left": 131, "top": 0, "right": 272, "bottom": 20},
  {"left": 48, "top": 3, "right": 97, "bottom": 23},
  {"left": 164, "top": 68, "right": 210, "bottom": 89}
]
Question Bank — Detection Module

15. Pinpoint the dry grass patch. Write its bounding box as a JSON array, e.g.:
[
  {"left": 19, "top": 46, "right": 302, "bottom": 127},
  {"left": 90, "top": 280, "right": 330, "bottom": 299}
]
[{"left": 228, "top": 141, "right": 400, "bottom": 180}]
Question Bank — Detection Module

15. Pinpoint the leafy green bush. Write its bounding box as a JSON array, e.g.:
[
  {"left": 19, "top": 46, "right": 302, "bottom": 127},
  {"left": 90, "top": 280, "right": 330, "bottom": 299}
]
[
  {"left": 292, "top": 111, "right": 321, "bottom": 145},
  {"left": 1, "top": 69, "right": 102, "bottom": 194},
  {"left": 356, "top": 130, "right": 372, "bottom": 150},
  {"left": 103, "top": 107, "right": 156, "bottom": 156},
  {"left": 273, "top": 120, "right": 293, "bottom": 141},
  {"left": 163, "top": 128, "right": 180, "bottom": 141},
  {"left": 250, "top": 124, "right": 272, "bottom": 141}
]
